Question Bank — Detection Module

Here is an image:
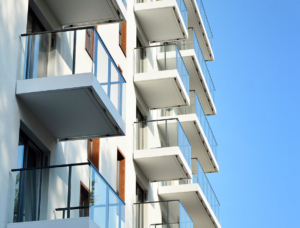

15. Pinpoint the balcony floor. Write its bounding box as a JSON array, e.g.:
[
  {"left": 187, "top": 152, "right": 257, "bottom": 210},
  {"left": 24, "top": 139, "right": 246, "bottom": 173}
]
[
  {"left": 7, "top": 217, "right": 99, "bottom": 228},
  {"left": 16, "top": 73, "right": 125, "bottom": 140},
  {"left": 134, "top": 70, "right": 190, "bottom": 109},
  {"left": 134, "top": 0, "right": 188, "bottom": 42},
  {"left": 159, "top": 184, "right": 221, "bottom": 228}
]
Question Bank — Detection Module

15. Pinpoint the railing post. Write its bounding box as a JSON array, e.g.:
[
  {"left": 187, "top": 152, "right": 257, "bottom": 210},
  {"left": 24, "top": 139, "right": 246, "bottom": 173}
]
[
  {"left": 72, "top": 30, "right": 77, "bottom": 74},
  {"left": 67, "top": 166, "right": 72, "bottom": 218},
  {"left": 167, "top": 201, "right": 169, "bottom": 228},
  {"left": 165, "top": 120, "right": 169, "bottom": 147}
]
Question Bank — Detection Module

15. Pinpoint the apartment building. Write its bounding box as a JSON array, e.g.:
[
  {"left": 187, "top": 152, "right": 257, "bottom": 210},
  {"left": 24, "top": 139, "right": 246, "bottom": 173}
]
[{"left": 0, "top": 0, "right": 220, "bottom": 228}]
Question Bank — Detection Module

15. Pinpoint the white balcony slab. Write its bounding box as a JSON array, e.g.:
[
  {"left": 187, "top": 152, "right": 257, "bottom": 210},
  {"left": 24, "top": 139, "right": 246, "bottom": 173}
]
[
  {"left": 134, "top": 0, "right": 188, "bottom": 42},
  {"left": 134, "top": 70, "right": 190, "bottom": 109},
  {"left": 42, "top": 0, "right": 127, "bottom": 27},
  {"left": 16, "top": 73, "right": 125, "bottom": 140},
  {"left": 159, "top": 184, "right": 221, "bottom": 228},
  {"left": 8, "top": 217, "right": 99, "bottom": 228},
  {"left": 134, "top": 147, "right": 192, "bottom": 182},
  {"left": 184, "top": 0, "right": 214, "bottom": 61},
  {"left": 176, "top": 114, "right": 218, "bottom": 173}
]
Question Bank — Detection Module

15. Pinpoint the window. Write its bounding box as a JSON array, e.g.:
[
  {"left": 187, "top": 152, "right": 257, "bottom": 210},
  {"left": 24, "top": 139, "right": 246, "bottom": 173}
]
[
  {"left": 79, "top": 182, "right": 89, "bottom": 217},
  {"left": 136, "top": 183, "right": 146, "bottom": 203},
  {"left": 119, "top": 22, "right": 127, "bottom": 56},
  {"left": 85, "top": 26, "right": 98, "bottom": 59},
  {"left": 136, "top": 107, "right": 144, "bottom": 122},
  {"left": 87, "top": 139, "right": 100, "bottom": 170},
  {"left": 117, "top": 148, "right": 125, "bottom": 201}
]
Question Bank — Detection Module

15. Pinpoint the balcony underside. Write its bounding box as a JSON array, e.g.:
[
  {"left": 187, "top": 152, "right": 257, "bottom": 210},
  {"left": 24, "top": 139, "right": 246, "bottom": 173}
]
[
  {"left": 16, "top": 73, "right": 125, "bottom": 140},
  {"left": 134, "top": 1, "right": 188, "bottom": 42},
  {"left": 134, "top": 147, "right": 192, "bottom": 182},
  {"left": 175, "top": 114, "right": 219, "bottom": 173},
  {"left": 159, "top": 184, "right": 221, "bottom": 228},
  {"left": 134, "top": 70, "right": 190, "bottom": 109},
  {"left": 40, "top": 0, "right": 126, "bottom": 26},
  {"left": 163, "top": 50, "right": 216, "bottom": 115},
  {"left": 184, "top": 0, "right": 214, "bottom": 61},
  {"left": 7, "top": 217, "right": 99, "bottom": 228}
]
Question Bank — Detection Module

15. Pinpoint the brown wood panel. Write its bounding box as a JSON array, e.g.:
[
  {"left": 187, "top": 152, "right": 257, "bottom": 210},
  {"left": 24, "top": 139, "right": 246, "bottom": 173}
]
[
  {"left": 117, "top": 147, "right": 126, "bottom": 202},
  {"left": 120, "top": 22, "right": 127, "bottom": 56},
  {"left": 92, "top": 139, "right": 100, "bottom": 170},
  {"left": 87, "top": 138, "right": 100, "bottom": 171}
]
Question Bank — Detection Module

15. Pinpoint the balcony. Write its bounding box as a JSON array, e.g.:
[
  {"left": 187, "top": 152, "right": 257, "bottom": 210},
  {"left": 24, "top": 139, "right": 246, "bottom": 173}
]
[
  {"left": 184, "top": 0, "right": 214, "bottom": 61},
  {"left": 133, "top": 200, "right": 192, "bottom": 228},
  {"left": 17, "top": 27, "right": 126, "bottom": 140},
  {"left": 8, "top": 162, "right": 125, "bottom": 228},
  {"left": 134, "top": 119, "right": 192, "bottom": 182},
  {"left": 134, "top": 44, "right": 190, "bottom": 109},
  {"left": 158, "top": 158, "right": 221, "bottom": 228},
  {"left": 134, "top": 0, "right": 188, "bottom": 42},
  {"left": 34, "top": 0, "right": 127, "bottom": 27},
  {"left": 159, "top": 91, "right": 218, "bottom": 173},
  {"left": 162, "top": 28, "right": 216, "bottom": 115}
]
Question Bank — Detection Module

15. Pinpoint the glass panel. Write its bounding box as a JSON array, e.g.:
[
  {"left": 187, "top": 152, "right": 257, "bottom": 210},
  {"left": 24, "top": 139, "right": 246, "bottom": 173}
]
[
  {"left": 90, "top": 165, "right": 125, "bottom": 228},
  {"left": 134, "top": 44, "right": 189, "bottom": 95},
  {"left": 196, "top": 0, "right": 213, "bottom": 45},
  {"left": 192, "top": 159, "right": 220, "bottom": 220},
  {"left": 11, "top": 163, "right": 125, "bottom": 224},
  {"left": 133, "top": 201, "right": 192, "bottom": 228},
  {"left": 177, "top": 123, "right": 191, "bottom": 168},
  {"left": 134, "top": 119, "right": 191, "bottom": 169},
  {"left": 173, "top": 28, "right": 215, "bottom": 103},
  {"left": 179, "top": 202, "right": 193, "bottom": 228},
  {"left": 175, "top": 0, "right": 188, "bottom": 29},
  {"left": 160, "top": 91, "right": 218, "bottom": 161}
]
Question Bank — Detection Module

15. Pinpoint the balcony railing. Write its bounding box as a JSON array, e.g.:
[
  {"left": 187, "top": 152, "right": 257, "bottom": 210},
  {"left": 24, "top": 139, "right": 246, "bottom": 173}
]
[
  {"left": 162, "top": 158, "right": 220, "bottom": 220},
  {"left": 135, "top": 0, "right": 188, "bottom": 29},
  {"left": 10, "top": 162, "right": 125, "bottom": 227},
  {"left": 178, "top": 28, "right": 215, "bottom": 101},
  {"left": 160, "top": 91, "right": 218, "bottom": 160},
  {"left": 196, "top": 0, "right": 213, "bottom": 45},
  {"left": 135, "top": 44, "right": 189, "bottom": 94},
  {"left": 192, "top": 158, "right": 220, "bottom": 219},
  {"left": 134, "top": 119, "right": 191, "bottom": 169},
  {"left": 134, "top": 200, "right": 193, "bottom": 228},
  {"left": 20, "top": 26, "right": 126, "bottom": 118}
]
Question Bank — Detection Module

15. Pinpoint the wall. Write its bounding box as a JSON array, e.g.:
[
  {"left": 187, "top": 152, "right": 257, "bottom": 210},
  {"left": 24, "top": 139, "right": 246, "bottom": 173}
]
[{"left": 0, "top": 0, "right": 173, "bottom": 228}]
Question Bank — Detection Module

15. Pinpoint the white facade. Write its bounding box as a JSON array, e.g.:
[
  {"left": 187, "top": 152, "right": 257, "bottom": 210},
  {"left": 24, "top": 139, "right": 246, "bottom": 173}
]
[{"left": 0, "top": 0, "right": 220, "bottom": 228}]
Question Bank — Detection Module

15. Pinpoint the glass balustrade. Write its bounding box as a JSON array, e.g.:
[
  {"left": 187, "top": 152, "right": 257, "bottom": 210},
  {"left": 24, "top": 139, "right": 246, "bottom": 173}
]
[
  {"left": 192, "top": 158, "right": 220, "bottom": 219},
  {"left": 20, "top": 27, "right": 126, "bottom": 118},
  {"left": 160, "top": 91, "right": 218, "bottom": 161},
  {"left": 134, "top": 119, "right": 191, "bottom": 169},
  {"left": 135, "top": 44, "right": 189, "bottom": 94},
  {"left": 134, "top": 200, "right": 192, "bottom": 228},
  {"left": 10, "top": 162, "right": 125, "bottom": 227}
]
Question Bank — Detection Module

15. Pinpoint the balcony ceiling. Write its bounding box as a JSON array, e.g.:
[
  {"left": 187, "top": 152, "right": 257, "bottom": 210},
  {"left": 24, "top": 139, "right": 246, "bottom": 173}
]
[
  {"left": 134, "top": 1, "right": 188, "bottom": 42},
  {"left": 43, "top": 0, "right": 126, "bottom": 26},
  {"left": 16, "top": 73, "right": 125, "bottom": 140}
]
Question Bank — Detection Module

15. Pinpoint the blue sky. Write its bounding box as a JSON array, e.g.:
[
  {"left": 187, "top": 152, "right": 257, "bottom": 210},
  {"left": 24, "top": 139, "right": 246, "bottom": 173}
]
[{"left": 203, "top": 0, "right": 300, "bottom": 227}]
